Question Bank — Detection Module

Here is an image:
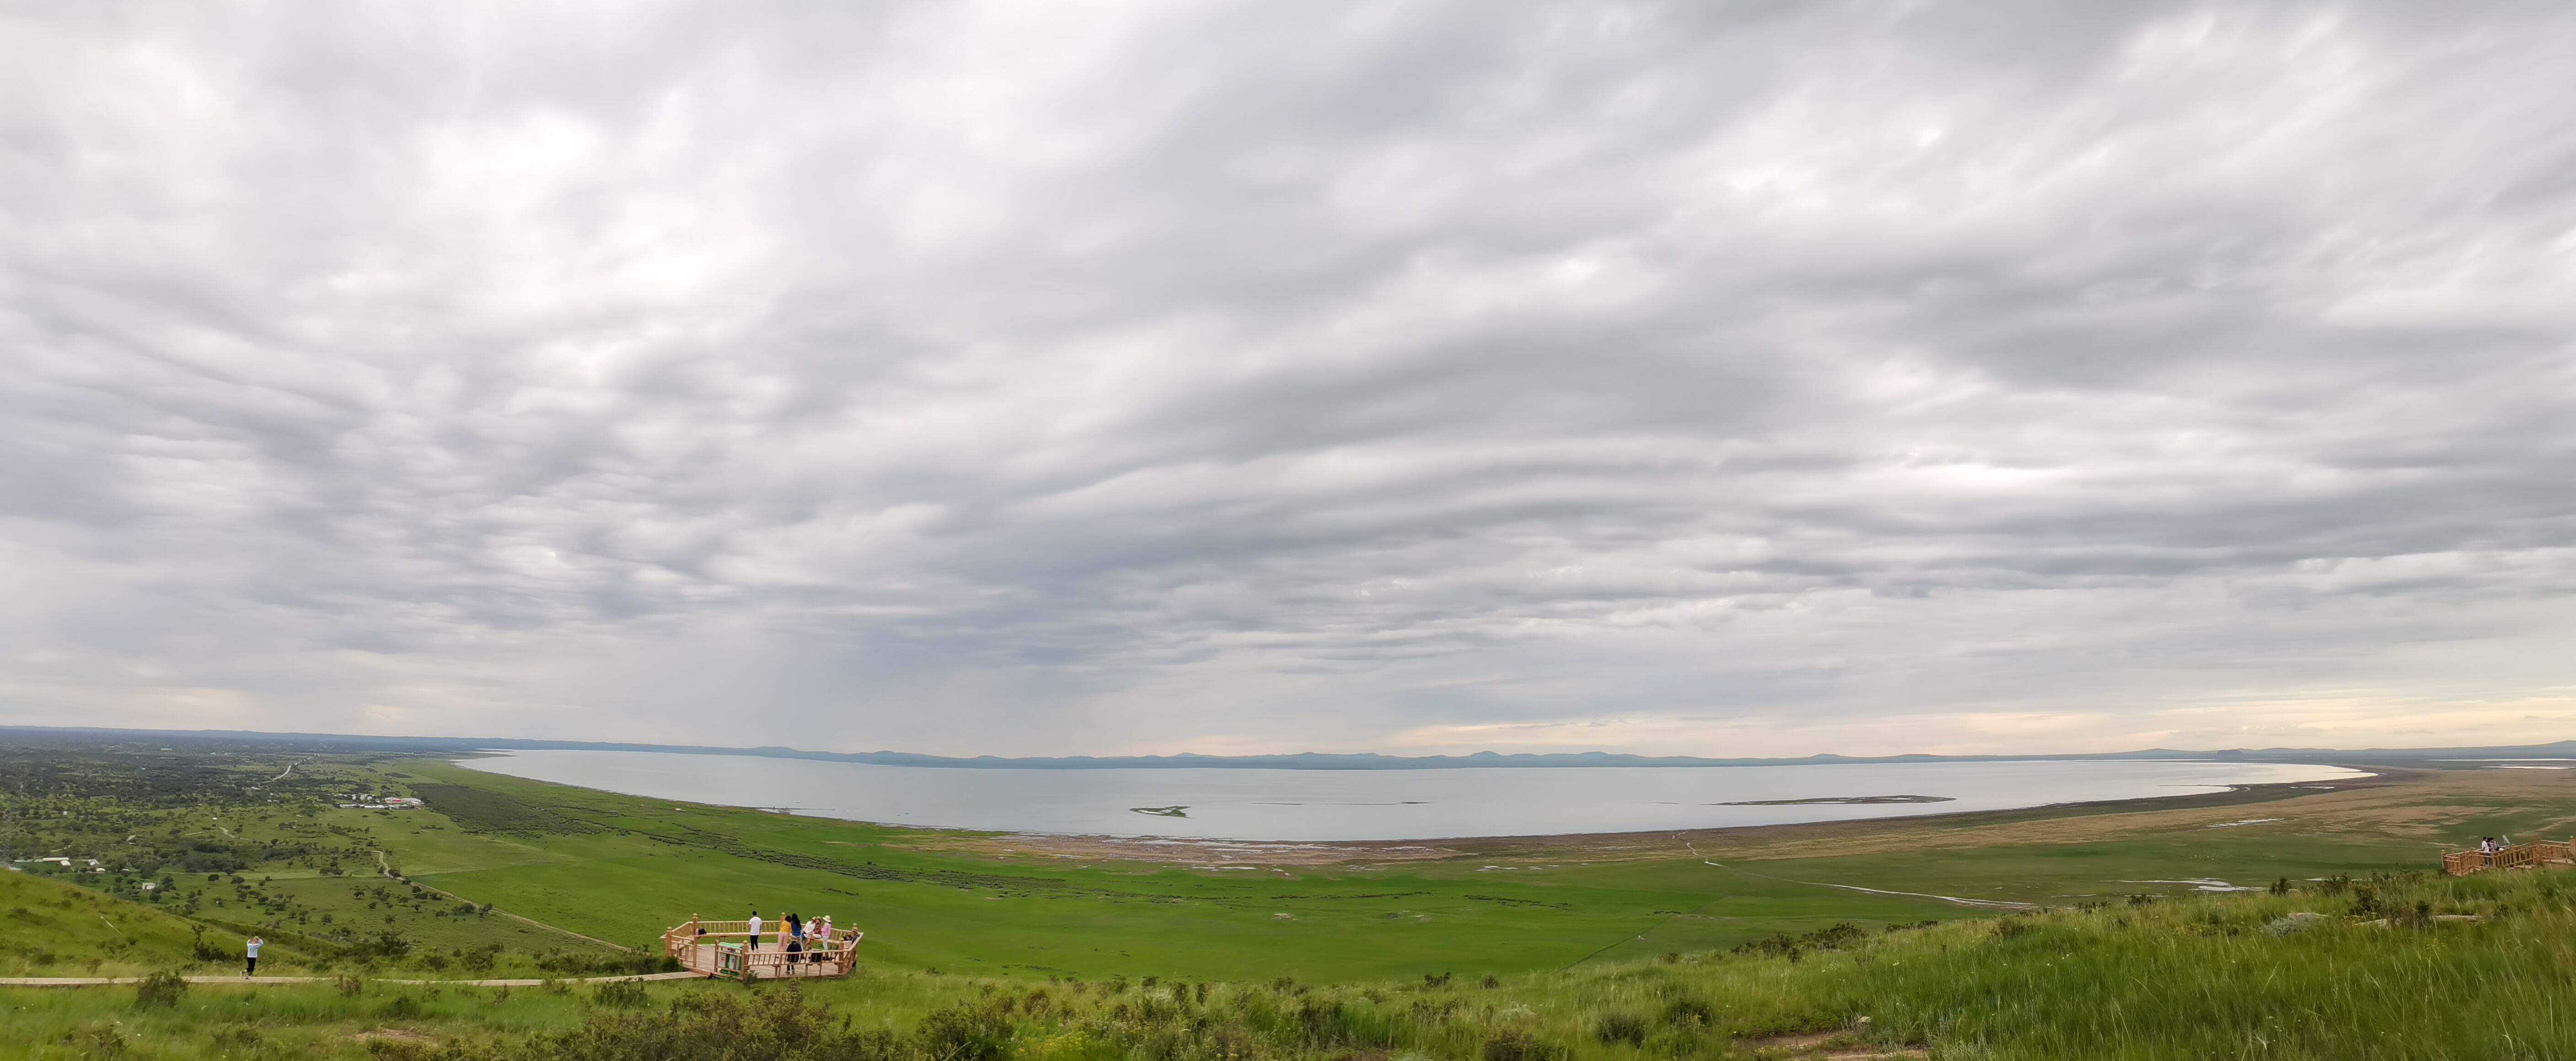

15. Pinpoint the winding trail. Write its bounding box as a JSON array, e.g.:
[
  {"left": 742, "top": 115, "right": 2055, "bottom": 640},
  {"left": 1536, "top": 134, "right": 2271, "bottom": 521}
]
[
  {"left": 370, "top": 849, "right": 636, "bottom": 954},
  {"left": 1685, "top": 840, "right": 2039, "bottom": 912}
]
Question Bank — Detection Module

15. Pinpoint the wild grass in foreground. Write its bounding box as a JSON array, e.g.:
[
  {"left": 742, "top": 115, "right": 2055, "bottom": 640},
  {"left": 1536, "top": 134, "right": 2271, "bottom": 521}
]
[{"left": 9, "top": 868, "right": 2574, "bottom": 1060}]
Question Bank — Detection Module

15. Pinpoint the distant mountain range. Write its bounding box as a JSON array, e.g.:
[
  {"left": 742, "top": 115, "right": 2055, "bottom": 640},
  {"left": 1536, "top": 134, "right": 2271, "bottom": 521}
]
[{"left": 3, "top": 724, "right": 2570, "bottom": 769}]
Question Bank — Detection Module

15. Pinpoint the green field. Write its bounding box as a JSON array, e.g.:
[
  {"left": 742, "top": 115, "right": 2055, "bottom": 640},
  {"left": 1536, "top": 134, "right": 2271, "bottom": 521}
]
[
  {"left": 3, "top": 736, "right": 2573, "bottom": 1057},
  {"left": 4, "top": 865, "right": 2574, "bottom": 1059},
  {"left": 361, "top": 758, "right": 2511, "bottom": 981}
]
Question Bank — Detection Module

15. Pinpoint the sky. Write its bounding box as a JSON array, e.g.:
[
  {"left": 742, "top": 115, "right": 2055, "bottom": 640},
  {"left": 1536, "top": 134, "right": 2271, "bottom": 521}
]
[{"left": 2, "top": 1, "right": 2573, "bottom": 758}]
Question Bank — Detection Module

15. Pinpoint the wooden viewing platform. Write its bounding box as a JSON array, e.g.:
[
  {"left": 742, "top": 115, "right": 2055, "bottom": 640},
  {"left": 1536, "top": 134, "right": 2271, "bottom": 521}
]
[
  {"left": 663, "top": 917, "right": 864, "bottom": 980},
  {"left": 2442, "top": 839, "right": 2575, "bottom": 877}
]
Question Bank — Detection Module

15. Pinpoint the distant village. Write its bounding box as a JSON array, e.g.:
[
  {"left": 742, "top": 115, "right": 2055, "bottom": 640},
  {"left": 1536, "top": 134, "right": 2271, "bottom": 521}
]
[{"left": 335, "top": 793, "right": 425, "bottom": 810}]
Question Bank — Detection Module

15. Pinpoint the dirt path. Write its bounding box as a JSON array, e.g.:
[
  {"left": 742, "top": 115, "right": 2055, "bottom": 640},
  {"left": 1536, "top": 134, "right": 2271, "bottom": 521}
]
[
  {"left": 0, "top": 971, "right": 705, "bottom": 988},
  {"left": 1687, "top": 842, "right": 2039, "bottom": 911}
]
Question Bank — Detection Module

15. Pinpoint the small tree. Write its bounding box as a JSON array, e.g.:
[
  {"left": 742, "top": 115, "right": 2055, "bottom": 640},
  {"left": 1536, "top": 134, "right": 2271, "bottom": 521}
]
[{"left": 188, "top": 925, "right": 229, "bottom": 964}]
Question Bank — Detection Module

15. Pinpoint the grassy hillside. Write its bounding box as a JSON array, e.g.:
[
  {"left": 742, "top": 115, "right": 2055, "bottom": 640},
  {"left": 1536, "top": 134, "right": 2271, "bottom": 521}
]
[
  {"left": 0, "top": 743, "right": 633, "bottom": 980},
  {"left": 1, "top": 868, "right": 2569, "bottom": 1059},
  {"left": 0, "top": 867, "right": 254, "bottom": 976}
]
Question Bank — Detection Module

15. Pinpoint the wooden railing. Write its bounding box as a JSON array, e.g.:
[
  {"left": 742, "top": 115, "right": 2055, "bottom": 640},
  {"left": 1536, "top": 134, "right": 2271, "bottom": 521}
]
[
  {"left": 2442, "top": 840, "right": 2574, "bottom": 877},
  {"left": 662, "top": 916, "right": 864, "bottom": 979}
]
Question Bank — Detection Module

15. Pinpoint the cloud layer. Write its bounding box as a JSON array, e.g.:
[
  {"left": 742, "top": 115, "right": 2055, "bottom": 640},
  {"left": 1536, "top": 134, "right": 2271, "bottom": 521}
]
[{"left": 3, "top": 1, "right": 2572, "bottom": 755}]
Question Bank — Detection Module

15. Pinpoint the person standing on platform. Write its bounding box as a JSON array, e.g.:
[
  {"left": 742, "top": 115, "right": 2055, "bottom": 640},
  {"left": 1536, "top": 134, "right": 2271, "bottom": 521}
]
[{"left": 746, "top": 911, "right": 763, "bottom": 950}]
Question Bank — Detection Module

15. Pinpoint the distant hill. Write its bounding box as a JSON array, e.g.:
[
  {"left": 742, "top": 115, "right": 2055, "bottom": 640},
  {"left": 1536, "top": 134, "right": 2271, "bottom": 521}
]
[{"left": 2, "top": 724, "right": 2569, "bottom": 770}]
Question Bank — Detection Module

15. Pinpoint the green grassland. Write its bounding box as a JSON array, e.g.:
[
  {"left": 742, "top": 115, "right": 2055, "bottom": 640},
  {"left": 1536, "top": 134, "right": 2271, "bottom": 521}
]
[
  {"left": 370, "top": 761, "right": 1976, "bottom": 980},
  {"left": 4, "top": 738, "right": 2574, "bottom": 1057},
  {"left": 2, "top": 868, "right": 2572, "bottom": 1059},
  {"left": 357, "top": 757, "right": 2538, "bottom": 982}
]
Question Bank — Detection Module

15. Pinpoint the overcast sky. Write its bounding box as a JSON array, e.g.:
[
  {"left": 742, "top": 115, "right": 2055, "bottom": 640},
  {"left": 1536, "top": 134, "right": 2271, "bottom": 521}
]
[{"left": 2, "top": 1, "right": 2572, "bottom": 757}]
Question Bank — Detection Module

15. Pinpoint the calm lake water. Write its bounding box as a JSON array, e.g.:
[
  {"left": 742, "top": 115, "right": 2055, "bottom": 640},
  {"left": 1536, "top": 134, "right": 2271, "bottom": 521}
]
[{"left": 455, "top": 750, "right": 2362, "bottom": 841}]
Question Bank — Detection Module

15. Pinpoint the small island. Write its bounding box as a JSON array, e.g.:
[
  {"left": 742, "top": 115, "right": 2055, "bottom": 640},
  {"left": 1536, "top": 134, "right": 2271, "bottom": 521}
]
[{"left": 1714, "top": 794, "right": 1955, "bottom": 806}]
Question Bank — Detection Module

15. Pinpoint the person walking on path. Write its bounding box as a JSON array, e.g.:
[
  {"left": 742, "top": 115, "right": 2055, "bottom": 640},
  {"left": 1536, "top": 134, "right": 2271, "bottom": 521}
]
[
  {"left": 244, "top": 935, "right": 262, "bottom": 978},
  {"left": 746, "top": 911, "right": 763, "bottom": 950}
]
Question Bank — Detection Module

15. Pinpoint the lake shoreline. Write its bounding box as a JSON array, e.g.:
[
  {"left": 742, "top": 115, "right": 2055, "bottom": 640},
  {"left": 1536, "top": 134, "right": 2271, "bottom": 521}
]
[
  {"left": 941, "top": 764, "right": 2413, "bottom": 865},
  {"left": 457, "top": 751, "right": 2363, "bottom": 843},
  {"left": 449, "top": 751, "right": 2403, "bottom": 864}
]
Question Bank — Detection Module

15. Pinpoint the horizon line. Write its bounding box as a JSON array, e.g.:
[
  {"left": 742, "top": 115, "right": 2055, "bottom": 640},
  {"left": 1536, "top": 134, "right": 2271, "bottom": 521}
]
[{"left": 1, "top": 723, "right": 2568, "bottom": 769}]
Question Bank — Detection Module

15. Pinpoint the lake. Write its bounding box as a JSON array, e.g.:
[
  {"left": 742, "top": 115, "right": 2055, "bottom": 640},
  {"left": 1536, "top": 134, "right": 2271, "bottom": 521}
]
[{"left": 454, "top": 750, "right": 2364, "bottom": 841}]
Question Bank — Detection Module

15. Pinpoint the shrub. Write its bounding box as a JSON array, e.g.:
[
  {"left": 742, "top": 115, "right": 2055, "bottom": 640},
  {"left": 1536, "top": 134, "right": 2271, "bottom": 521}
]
[
  {"left": 64, "top": 1023, "right": 127, "bottom": 1058},
  {"left": 534, "top": 947, "right": 676, "bottom": 975},
  {"left": 358, "top": 929, "right": 416, "bottom": 958},
  {"left": 916, "top": 999, "right": 1017, "bottom": 1061},
  {"left": 1483, "top": 1029, "right": 1566, "bottom": 1061},
  {"left": 189, "top": 926, "right": 230, "bottom": 964},
  {"left": 134, "top": 969, "right": 188, "bottom": 1008},
  {"left": 433, "top": 989, "right": 902, "bottom": 1061},
  {"left": 1739, "top": 921, "right": 1868, "bottom": 958},
  {"left": 1661, "top": 996, "right": 1715, "bottom": 1027},
  {"left": 1594, "top": 1012, "right": 1649, "bottom": 1045},
  {"left": 593, "top": 977, "right": 650, "bottom": 1008},
  {"left": 1292, "top": 997, "right": 1396, "bottom": 1048}
]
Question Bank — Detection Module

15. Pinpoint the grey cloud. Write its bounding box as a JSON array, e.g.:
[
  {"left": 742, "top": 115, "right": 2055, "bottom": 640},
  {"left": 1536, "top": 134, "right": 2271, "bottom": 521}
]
[{"left": 1, "top": 1, "right": 2573, "bottom": 755}]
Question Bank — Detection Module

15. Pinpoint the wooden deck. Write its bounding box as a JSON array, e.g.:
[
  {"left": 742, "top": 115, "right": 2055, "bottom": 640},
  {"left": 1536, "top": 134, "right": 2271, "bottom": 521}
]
[
  {"left": 2441, "top": 840, "right": 2575, "bottom": 877},
  {"left": 663, "top": 917, "right": 863, "bottom": 979}
]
